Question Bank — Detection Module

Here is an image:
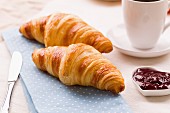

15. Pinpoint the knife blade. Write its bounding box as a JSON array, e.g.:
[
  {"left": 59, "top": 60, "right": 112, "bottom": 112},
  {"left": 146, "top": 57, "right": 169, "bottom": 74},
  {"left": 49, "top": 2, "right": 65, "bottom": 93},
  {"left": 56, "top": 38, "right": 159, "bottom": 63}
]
[{"left": 1, "top": 51, "right": 22, "bottom": 113}]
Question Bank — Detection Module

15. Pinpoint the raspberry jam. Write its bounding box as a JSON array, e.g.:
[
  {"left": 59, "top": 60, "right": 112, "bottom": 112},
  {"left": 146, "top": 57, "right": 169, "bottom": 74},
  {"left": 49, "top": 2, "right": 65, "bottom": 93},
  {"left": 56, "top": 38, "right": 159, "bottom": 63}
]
[{"left": 132, "top": 68, "right": 170, "bottom": 90}]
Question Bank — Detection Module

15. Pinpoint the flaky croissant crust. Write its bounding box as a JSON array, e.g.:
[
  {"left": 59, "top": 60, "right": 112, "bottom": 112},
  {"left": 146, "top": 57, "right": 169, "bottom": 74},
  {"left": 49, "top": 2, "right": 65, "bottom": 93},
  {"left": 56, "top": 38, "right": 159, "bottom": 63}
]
[
  {"left": 32, "top": 43, "right": 124, "bottom": 93},
  {"left": 20, "top": 13, "right": 113, "bottom": 53}
]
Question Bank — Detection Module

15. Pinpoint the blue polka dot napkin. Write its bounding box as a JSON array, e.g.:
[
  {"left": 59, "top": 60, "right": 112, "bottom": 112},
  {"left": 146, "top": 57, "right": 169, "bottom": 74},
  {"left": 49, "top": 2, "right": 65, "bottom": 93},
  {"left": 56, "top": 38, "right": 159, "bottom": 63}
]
[{"left": 2, "top": 28, "right": 132, "bottom": 113}]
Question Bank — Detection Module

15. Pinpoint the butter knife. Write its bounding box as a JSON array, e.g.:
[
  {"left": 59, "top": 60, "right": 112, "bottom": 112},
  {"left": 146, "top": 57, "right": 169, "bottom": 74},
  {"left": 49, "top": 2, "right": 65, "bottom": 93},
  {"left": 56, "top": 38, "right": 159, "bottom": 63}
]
[{"left": 1, "top": 51, "right": 22, "bottom": 113}]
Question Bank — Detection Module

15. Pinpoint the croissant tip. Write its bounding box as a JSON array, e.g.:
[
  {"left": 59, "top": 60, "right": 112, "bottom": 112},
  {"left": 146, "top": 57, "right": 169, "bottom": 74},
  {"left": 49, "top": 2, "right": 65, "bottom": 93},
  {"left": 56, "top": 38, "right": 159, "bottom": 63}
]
[
  {"left": 102, "top": 47, "right": 113, "bottom": 53},
  {"left": 120, "top": 85, "right": 125, "bottom": 92},
  {"left": 111, "top": 84, "right": 125, "bottom": 94}
]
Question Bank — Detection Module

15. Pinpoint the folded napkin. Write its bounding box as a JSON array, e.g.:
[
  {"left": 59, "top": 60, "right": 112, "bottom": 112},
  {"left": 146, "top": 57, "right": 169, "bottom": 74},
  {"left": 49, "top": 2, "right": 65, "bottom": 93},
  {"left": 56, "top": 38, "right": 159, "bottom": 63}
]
[{"left": 2, "top": 28, "right": 132, "bottom": 113}]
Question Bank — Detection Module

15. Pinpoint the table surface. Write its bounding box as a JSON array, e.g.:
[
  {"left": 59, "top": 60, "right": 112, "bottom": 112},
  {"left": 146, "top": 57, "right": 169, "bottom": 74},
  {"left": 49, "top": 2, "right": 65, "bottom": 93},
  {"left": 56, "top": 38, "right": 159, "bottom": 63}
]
[{"left": 1, "top": 0, "right": 170, "bottom": 113}]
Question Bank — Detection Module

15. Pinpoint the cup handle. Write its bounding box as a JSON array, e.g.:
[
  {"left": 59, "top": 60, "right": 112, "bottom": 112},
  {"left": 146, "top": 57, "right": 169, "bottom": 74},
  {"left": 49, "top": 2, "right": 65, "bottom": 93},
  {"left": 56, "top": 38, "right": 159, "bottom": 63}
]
[{"left": 163, "top": 1, "right": 170, "bottom": 32}]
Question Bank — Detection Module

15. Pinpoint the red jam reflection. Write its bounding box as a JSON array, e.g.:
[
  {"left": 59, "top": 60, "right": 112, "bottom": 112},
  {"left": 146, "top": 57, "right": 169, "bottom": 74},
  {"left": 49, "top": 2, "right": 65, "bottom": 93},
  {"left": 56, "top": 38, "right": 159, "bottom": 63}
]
[{"left": 132, "top": 68, "right": 170, "bottom": 90}]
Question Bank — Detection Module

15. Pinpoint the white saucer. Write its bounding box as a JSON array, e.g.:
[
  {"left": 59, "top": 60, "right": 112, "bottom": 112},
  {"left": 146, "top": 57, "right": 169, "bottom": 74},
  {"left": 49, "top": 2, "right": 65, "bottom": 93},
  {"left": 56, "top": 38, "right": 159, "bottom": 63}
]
[{"left": 107, "top": 24, "right": 170, "bottom": 58}]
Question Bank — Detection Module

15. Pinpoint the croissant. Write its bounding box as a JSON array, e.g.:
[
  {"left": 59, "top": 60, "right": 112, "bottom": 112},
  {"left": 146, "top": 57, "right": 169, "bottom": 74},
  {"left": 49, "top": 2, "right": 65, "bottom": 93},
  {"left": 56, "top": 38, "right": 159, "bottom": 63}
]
[
  {"left": 19, "top": 13, "right": 113, "bottom": 53},
  {"left": 32, "top": 43, "right": 124, "bottom": 93}
]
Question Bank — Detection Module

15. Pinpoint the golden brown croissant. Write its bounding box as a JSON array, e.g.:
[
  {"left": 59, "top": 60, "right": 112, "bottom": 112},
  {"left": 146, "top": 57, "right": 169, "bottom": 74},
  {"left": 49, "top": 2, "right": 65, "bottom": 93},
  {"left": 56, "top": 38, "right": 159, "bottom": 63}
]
[
  {"left": 32, "top": 43, "right": 124, "bottom": 93},
  {"left": 19, "top": 13, "right": 113, "bottom": 53}
]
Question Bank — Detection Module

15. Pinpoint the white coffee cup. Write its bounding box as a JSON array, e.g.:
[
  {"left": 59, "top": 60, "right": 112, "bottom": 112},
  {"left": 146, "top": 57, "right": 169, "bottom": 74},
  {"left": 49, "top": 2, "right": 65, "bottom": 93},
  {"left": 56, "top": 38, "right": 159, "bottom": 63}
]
[{"left": 122, "top": 0, "right": 170, "bottom": 49}]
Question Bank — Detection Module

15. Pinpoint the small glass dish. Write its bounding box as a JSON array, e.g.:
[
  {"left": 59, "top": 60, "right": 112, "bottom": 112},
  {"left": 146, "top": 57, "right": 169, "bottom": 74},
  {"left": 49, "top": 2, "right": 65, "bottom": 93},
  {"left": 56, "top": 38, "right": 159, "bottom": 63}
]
[
  {"left": 132, "top": 79, "right": 170, "bottom": 96},
  {"left": 132, "top": 67, "right": 170, "bottom": 96}
]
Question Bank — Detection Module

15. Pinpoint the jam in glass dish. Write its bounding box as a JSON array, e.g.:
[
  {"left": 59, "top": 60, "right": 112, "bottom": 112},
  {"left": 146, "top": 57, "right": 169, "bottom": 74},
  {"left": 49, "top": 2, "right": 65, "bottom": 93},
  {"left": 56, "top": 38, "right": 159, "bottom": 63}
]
[{"left": 132, "top": 67, "right": 170, "bottom": 96}]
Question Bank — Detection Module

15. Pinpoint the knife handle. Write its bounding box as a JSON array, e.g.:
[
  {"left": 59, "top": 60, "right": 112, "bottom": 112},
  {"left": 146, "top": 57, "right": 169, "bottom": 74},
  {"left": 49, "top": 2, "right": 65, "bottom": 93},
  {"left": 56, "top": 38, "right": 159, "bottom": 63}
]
[{"left": 1, "top": 81, "right": 15, "bottom": 113}]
